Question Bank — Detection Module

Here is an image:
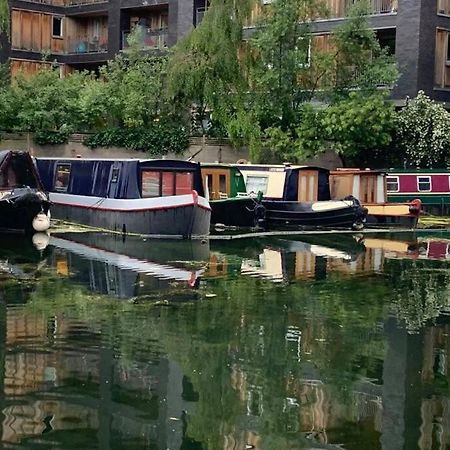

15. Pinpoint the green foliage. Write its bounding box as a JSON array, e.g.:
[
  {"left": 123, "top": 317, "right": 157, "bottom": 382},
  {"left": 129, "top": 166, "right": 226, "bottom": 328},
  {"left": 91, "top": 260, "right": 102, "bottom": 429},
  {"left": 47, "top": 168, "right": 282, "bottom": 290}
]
[
  {"left": 0, "top": 0, "right": 8, "bottom": 35},
  {"left": 34, "top": 129, "right": 70, "bottom": 145},
  {"left": 395, "top": 91, "right": 450, "bottom": 168},
  {"left": 322, "top": 92, "right": 395, "bottom": 158},
  {"left": 83, "top": 125, "right": 189, "bottom": 155}
]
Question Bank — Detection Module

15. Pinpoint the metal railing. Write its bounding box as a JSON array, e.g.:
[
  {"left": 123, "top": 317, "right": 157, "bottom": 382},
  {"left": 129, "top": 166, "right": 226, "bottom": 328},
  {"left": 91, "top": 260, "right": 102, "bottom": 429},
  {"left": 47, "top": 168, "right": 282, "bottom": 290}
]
[
  {"left": 66, "top": 37, "right": 108, "bottom": 54},
  {"left": 16, "top": 0, "right": 108, "bottom": 5},
  {"left": 327, "top": 0, "right": 397, "bottom": 18},
  {"left": 121, "top": 29, "right": 168, "bottom": 50}
]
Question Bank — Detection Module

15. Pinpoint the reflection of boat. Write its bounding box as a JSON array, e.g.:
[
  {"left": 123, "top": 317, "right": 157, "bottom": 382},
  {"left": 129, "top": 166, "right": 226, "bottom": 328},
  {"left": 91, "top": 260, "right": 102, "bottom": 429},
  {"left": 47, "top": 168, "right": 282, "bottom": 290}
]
[
  {"left": 0, "top": 151, "right": 50, "bottom": 234},
  {"left": 49, "top": 233, "right": 209, "bottom": 297},
  {"left": 36, "top": 158, "right": 210, "bottom": 238},
  {"left": 209, "top": 235, "right": 366, "bottom": 282}
]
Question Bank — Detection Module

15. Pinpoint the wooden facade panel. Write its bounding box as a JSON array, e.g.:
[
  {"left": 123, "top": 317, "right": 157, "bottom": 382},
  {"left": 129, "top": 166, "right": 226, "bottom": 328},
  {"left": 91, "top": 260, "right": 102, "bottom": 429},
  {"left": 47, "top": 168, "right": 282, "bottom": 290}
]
[
  {"left": 10, "top": 59, "right": 65, "bottom": 78},
  {"left": 11, "top": 10, "right": 64, "bottom": 53},
  {"left": 22, "top": 13, "right": 32, "bottom": 51}
]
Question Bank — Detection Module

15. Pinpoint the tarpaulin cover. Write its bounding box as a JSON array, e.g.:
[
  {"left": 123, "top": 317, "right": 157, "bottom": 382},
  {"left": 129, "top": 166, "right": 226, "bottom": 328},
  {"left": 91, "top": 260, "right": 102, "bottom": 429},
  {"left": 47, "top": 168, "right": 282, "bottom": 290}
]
[{"left": 36, "top": 158, "right": 205, "bottom": 199}]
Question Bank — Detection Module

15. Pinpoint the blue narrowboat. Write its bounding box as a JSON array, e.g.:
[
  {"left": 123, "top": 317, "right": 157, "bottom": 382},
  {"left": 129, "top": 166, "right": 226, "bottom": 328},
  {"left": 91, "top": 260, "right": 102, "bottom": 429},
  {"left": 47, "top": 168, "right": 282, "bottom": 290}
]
[
  {"left": 36, "top": 158, "right": 211, "bottom": 238},
  {"left": 235, "top": 164, "right": 368, "bottom": 230},
  {"left": 0, "top": 150, "right": 51, "bottom": 234}
]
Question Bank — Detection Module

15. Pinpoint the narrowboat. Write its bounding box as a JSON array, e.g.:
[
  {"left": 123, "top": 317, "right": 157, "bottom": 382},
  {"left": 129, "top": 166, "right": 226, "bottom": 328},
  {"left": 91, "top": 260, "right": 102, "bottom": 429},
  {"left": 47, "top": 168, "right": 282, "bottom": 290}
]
[
  {"left": 386, "top": 169, "right": 450, "bottom": 215},
  {"left": 330, "top": 168, "right": 422, "bottom": 227},
  {"left": 0, "top": 150, "right": 51, "bottom": 234},
  {"left": 201, "top": 163, "right": 259, "bottom": 227},
  {"left": 36, "top": 158, "right": 211, "bottom": 239},
  {"left": 236, "top": 164, "right": 368, "bottom": 230}
]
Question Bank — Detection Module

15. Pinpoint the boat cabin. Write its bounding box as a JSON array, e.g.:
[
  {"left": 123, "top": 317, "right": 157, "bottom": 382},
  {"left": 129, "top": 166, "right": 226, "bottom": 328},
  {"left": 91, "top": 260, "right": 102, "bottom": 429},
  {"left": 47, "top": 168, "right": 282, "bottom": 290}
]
[
  {"left": 235, "top": 164, "right": 331, "bottom": 202},
  {"left": 36, "top": 158, "right": 205, "bottom": 199},
  {"left": 201, "top": 164, "right": 247, "bottom": 200},
  {"left": 386, "top": 169, "right": 450, "bottom": 205},
  {"left": 330, "top": 168, "right": 386, "bottom": 203},
  {"left": 0, "top": 151, "right": 43, "bottom": 191}
]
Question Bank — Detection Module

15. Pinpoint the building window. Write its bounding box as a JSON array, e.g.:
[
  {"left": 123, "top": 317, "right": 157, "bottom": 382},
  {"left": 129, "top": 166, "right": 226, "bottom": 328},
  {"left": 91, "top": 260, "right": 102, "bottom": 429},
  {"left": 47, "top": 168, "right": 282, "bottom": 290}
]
[
  {"left": 52, "top": 17, "right": 63, "bottom": 38},
  {"left": 435, "top": 29, "right": 450, "bottom": 88},
  {"left": 54, "top": 163, "right": 71, "bottom": 192},
  {"left": 246, "top": 176, "right": 268, "bottom": 195},
  {"left": 386, "top": 176, "right": 399, "bottom": 192},
  {"left": 438, "top": 0, "right": 450, "bottom": 15},
  {"left": 417, "top": 176, "right": 431, "bottom": 192}
]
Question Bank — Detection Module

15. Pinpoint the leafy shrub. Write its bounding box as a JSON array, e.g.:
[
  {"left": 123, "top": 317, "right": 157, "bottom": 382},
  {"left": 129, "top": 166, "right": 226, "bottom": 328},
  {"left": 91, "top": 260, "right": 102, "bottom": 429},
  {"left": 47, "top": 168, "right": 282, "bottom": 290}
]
[
  {"left": 83, "top": 126, "right": 189, "bottom": 155},
  {"left": 34, "top": 129, "right": 70, "bottom": 145}
]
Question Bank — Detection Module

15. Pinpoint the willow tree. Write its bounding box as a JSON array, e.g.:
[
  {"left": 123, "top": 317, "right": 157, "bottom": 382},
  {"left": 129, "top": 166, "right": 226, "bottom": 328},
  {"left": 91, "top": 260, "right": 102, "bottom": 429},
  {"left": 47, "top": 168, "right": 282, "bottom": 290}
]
[
  {"left": 167, "top": 0, "right": 256, "bottom": 138},
  {"left": 168, "top": 0, "right": 398, "bottom": 162}
]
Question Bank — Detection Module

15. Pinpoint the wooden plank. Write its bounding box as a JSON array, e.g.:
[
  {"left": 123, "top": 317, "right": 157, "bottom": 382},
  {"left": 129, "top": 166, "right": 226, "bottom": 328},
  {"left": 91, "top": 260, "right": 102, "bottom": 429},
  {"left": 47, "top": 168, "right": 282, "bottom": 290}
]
[{"left": 22, "top": 12, "right": 32, "bottom": 51}]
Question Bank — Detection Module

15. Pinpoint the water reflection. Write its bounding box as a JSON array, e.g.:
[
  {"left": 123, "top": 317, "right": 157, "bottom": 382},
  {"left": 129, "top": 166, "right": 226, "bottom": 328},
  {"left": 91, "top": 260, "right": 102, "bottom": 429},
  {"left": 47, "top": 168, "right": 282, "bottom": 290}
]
[{"left": 1, "top": 232, "right": 450, "bottom": 448}]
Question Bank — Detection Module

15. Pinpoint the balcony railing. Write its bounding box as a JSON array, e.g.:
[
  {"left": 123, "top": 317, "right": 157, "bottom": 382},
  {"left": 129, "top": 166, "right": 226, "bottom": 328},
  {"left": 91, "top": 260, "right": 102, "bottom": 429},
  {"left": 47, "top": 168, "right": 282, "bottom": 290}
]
[
  {"left": 121, "top": 29, "right": 168, "bottom": 50},
  {"left": 66, "top": 37, "right": 108, "bottom": 54},
  {"left": 327, "top": 0, "right": 397, "bottom": 18}
]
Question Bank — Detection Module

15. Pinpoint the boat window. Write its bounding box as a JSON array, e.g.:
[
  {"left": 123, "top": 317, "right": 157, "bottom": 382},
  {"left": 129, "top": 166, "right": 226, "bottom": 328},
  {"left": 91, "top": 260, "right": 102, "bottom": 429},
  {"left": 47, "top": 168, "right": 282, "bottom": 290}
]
[
  {"left": 417, "top": 176, "right": 431, "bottom": 192},
  {"left": 386, "top": 176, "right": 399, "bottom": 192},
  {"left": 246, "top": 176, "right": 268, "bottom": 195},
  {"left": 219, "top": 174, "right": 227, "bottom": 194},
  {"left": 142, "top": 171, "right": 160, "bottom": 197},
  {"left": 175, "top": 172, "right": 193, "bottom": 195},
  {"left": 54, "top": 163, "right": 71, "bottom": 192},
  {"left": 162, "top": 172, "right": 175, "bottom": 196},
  {"left": 111, "top": 168, "right": 120, "bottom": 183}
]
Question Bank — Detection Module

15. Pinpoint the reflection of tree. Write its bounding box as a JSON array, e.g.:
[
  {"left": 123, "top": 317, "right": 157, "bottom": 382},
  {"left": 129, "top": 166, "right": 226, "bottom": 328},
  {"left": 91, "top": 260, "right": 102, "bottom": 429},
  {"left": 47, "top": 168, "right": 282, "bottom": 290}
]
[
  {"left": 10, "top": 248, "right": 450, "bottom": 449},
  {"left": 385, "top": 259, "right": 450, "bottom": 332}
]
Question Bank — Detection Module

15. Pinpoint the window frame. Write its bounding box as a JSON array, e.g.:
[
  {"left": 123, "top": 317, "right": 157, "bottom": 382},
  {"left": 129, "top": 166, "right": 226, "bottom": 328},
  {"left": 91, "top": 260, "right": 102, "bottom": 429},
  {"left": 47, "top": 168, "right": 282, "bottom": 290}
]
[
  {"left": 52, "top": 16, "right": 64, "bottom": 38},
  {"left": 246, "top": 175, "right": 269, "bottom": 195},
  {"left": 141, "top": 170, "right": 194, "bottom": 198},
  {"left": 417, "top": 175, "right": 432, "bottom": 192},
  {"left": 54, "top": 163, "right": 71, "bottom": 192},
  {"left": 386, "top": 175, "right": 399, "bottom": 193}
]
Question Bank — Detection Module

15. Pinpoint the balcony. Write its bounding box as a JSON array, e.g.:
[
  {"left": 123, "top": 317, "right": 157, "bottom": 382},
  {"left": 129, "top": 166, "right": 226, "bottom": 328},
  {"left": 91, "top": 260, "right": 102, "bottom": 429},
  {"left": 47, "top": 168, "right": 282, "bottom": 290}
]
[
  {"left": 327, "top": 0, "right": 397, "bottom": 19},
  {"left": 121, "top": 29, "right": 168, "bottom": 51},
  {"left": 13, "top": 0, "right": 107, "bottom": 5},
  {"left": 66, "top": 36, "right": 108, "bottom": 54}
]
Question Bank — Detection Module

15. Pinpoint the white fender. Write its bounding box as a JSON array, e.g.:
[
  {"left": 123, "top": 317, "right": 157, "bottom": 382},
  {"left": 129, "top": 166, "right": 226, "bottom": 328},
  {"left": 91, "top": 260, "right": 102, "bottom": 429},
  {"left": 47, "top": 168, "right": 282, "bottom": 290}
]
[{"left": 32, "top": 212, "right": 51, "bottom": 232}]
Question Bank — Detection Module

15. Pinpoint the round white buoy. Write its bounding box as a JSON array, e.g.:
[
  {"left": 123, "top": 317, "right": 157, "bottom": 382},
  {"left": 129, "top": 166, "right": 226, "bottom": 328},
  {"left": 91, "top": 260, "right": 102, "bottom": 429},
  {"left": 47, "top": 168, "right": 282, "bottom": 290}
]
[
  {"left": 32, "top": 232, "right": 50, "bottom": 251},
  {"left": 32, "top": 212, "right": 50, "bottom": 232}
]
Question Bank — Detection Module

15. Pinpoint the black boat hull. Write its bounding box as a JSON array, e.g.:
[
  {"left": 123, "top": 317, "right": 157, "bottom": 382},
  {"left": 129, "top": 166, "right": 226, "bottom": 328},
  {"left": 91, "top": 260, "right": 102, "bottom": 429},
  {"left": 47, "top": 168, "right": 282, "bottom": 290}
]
[
  {"left": 0, "top": 189, "right": 50, "bottom": 234},
  {"left": 49, "top": 193, "right": 211, "bottom": 238},
  {"left": 262, "top": 200, "right": 367, "bottom": 230},
  {"left": 210, "top": 197, "right": 259, "bottom": 228}
]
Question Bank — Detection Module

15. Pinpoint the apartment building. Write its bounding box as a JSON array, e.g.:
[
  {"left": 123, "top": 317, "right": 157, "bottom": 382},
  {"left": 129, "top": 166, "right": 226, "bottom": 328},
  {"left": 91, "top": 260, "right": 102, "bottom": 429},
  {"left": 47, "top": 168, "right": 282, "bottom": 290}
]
[
  {"left": 1, "top": 0, "right": 209, "bottom": 76},
  {"left": 245, "top": 0, "right": 450, "bottom": 105}
]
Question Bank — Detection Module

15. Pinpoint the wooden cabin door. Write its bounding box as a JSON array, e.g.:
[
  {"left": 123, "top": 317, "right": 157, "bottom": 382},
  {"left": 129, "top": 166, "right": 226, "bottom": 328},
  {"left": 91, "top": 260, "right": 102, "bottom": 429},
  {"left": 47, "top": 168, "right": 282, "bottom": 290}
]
[
  {"left": 201, "top": 169, "right": 230, "bottom": 200},
  {"left": 360, "top": 175, "right": 377, "bottom": 203},
  {"left": 298, "top": 170, "right": 318, "bottom": 202}
]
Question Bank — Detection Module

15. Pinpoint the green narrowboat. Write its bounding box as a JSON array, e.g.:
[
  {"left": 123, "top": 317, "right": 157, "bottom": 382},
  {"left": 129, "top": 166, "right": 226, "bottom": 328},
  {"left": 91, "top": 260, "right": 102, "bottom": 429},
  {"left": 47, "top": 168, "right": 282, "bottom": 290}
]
[{"left": 201, "top": 164, "right": 263, "bottom": 227}]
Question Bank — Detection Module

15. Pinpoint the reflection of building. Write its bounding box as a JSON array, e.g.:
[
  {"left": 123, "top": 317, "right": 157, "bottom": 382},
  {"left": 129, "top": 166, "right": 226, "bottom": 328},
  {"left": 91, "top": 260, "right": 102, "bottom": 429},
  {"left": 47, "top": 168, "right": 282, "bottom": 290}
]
[{"left": 1, "top": 302, "right": 201, "bottom": 448}]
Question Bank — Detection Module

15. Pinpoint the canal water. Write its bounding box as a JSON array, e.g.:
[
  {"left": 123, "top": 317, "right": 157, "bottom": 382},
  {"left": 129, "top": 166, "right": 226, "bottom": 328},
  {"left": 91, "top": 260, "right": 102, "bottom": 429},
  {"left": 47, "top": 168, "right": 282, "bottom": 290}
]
[{"left": 1, "top": 231, "right": 450, "bottom": 449}]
